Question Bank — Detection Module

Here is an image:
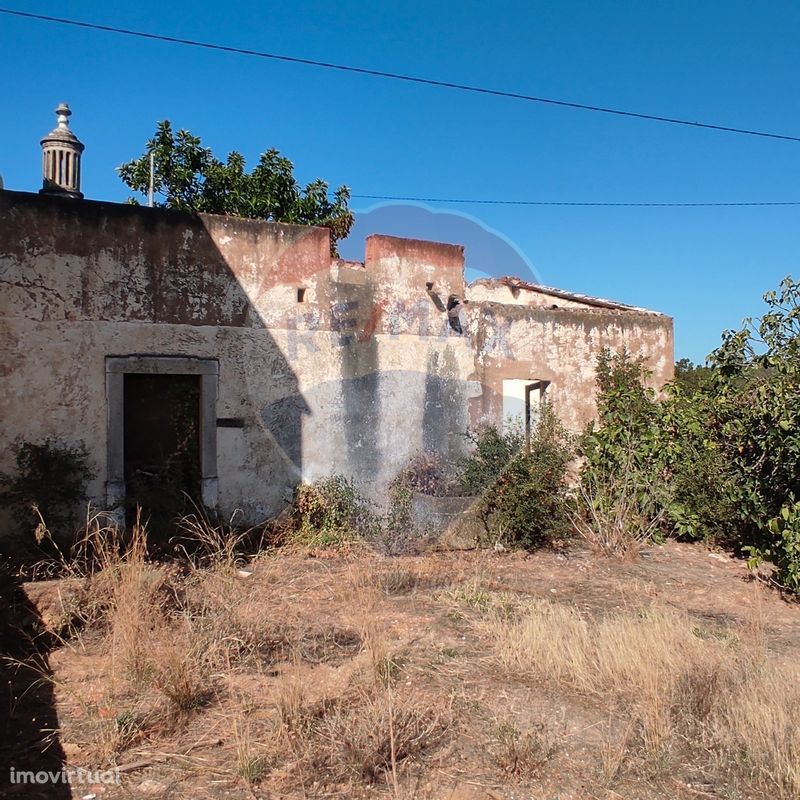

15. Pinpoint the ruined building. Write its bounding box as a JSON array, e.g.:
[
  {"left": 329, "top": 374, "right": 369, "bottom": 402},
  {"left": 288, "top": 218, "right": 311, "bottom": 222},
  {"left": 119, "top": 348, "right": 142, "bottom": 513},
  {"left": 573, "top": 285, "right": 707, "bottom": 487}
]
[{"left": 0, "top": 106, "right": 673, "bottom": 531}]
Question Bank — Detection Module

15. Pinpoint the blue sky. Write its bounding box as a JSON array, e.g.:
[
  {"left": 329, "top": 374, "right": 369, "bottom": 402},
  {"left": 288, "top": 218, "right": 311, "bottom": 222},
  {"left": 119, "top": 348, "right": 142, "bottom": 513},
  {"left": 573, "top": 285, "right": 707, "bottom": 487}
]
[{"left": 2, "top": 1, "right": 798, "bottom": 362}]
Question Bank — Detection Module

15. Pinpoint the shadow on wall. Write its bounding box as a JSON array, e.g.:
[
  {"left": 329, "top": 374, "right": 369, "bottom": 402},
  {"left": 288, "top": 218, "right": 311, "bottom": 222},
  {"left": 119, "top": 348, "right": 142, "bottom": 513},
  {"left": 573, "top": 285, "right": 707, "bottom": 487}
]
[
  {"left": 0, "top": 192, "right": 310, "bottom": 529},
  {"left": 0, "top": 571, "right": 69, "bottom": 799}
]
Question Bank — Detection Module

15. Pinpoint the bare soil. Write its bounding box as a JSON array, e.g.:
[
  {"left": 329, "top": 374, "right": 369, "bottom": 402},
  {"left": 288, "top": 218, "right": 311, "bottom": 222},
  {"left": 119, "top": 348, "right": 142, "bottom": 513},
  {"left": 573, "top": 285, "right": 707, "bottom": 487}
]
[{"left": 8, "top": 540, "right": 800, "bottom": 800}]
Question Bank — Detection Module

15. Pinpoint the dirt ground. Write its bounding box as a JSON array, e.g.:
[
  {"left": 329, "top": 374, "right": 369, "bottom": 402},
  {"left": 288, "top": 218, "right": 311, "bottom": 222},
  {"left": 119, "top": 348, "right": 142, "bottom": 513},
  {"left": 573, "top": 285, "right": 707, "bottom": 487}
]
[{"left": 6, "top": 539, "right": 800, "bottom": 800}]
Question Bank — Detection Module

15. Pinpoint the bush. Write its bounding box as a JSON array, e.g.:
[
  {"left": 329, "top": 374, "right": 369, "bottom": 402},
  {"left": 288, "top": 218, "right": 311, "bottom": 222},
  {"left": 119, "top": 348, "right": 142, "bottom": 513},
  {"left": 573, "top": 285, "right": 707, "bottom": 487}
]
[
  {"left": 291, "top": 475, "right": 378, "bottom": 547},
  {"left": 579, "top": 349, "right": 738, "bottom": 548},
  {"left": 477, "top": 404, "right": 574, "bottom": 550},
  {"left": 746, "top": 500, "right": 800, "bottom": 594},
  {"left": 579, "top": 276, "right": 800, "bottom": 591},
  {"left": 576, "top": 351, "right": 671, "bottom": 552},
  {"left": 709, "top": 277, "right": 800, "bottom": 586},
  {"left": 574, "top": 446, "right": 669, "bottom": 555},
  {"left": 0, "top": 439, "right": 94, "bottom": 550},
  {"left": 456, "top": 424, "right": 524, "bottom": 496}
]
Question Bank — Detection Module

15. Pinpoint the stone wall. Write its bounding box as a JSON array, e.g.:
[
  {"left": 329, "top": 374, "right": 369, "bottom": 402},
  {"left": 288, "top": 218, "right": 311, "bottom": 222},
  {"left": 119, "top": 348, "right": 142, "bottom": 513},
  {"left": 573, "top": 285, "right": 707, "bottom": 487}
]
[{"left": 0, "top": 191, "right": 673, "bottom": 530}]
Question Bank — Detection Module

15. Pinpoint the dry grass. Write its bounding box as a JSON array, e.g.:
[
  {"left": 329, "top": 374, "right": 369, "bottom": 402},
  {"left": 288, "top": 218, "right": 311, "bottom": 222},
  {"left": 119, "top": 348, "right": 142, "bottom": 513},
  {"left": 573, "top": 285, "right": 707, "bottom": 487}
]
[
  {"left": 153, "top": 639, "right": 210, "bottom": 713},
  {"left": 481, "top": 598, "right": 800, "bottom": 796},
  {"left": 14, "top": 514, "right": 800, "bottom": 799},
  {"left": 311, "top": 689, "right": 450, "bottom": 783},
  {"left": 233, "top": 720, "right": 270, "bottom": 785}
]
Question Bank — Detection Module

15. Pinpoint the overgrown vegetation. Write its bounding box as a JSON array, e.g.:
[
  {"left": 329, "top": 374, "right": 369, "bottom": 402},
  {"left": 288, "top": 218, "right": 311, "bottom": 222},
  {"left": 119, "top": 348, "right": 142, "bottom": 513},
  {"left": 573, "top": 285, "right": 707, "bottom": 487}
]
[
  {"left": 377, "top": 452, "right": 459, "bottom": 556},
  {"left": 9, "top": 505, "right": 800, "bottom": 798},
  {"left": 0, "top": 439, "right": 94, "bottom": 552},
  {"left": 482, "top": 599, "right": 800, "bottom": 797},
  {"left": 454, "top": 406, "right": 573, "bottom": 550},
  {"left": 290, "top": 475, "right": 379, "bottom": 548},
  {"left": 456, "top": 424, "right": 525, "bottom": 496},
  {"left": 477, "top": 405, "right": 574, "bottom": 550},
  {"left": 578, "top": 276, "right": 800, "bottom": 591}
]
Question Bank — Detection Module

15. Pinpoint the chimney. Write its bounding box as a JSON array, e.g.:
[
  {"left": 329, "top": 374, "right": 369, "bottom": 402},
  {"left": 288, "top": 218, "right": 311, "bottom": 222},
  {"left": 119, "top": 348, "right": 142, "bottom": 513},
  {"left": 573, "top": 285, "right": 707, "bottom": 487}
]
[{"left": 40, "top": 103, "right": 84, "bottom": 199}]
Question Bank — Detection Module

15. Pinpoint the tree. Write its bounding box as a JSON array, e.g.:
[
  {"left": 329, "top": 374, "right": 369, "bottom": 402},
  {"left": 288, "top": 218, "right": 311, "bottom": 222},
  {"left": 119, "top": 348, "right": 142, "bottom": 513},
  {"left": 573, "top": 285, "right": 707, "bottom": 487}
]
[
  {"left": 118, "top": 121, "right": 354, "bottom": 253},
  {"left": 673, "top": 358, "right": 715, "bottom": 394}
]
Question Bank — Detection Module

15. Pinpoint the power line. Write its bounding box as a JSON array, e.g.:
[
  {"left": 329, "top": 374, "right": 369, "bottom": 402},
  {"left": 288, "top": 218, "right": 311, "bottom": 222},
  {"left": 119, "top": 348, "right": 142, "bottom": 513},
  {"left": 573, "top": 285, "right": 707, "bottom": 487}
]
[
  {"left": 2, "top": 6, "right": 799, "bottom": 144},
  {"left": 352, "top": 194, "right": 800, "bottom": 207}
]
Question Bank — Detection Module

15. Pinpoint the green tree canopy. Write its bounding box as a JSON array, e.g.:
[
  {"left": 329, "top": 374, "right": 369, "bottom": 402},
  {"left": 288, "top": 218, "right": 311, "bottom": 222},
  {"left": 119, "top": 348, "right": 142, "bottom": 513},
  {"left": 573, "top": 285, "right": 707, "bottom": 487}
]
[{"left": 118, "top": 121, "right": 354, "bottom": 253}]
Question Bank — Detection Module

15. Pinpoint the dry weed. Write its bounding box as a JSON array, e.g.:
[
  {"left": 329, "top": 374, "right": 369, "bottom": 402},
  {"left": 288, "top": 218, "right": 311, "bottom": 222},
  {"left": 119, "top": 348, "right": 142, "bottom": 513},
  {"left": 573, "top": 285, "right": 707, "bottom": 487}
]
[
  {"left": 492, "top": 718, "right": 558, "bottom": 779},
  {"left": 598, "top": 719, "right": 632, "bottom": 784},
  {"left": 482, "top": 598, "right": 800, "bottom": 797},
  {"left": 153, "top": 638, "right": 211, "bottom": 714},
  {"left": 84, "top": 517, "right": 164, "bottom": 687},
  {"left": 233, "top": 720, "right": 271, "bottom": 785},
  {"left": 362, "top": 622, "right": 400, "bottom": 686},
  {"left": 91, "top": 706, "right": 147, "bottom": 762},
  {"left": 312, "top": 688, "right": 450, "bottom": 784},
  {"left": 173, "top": 507, "right": 266, "bottom": 571}
]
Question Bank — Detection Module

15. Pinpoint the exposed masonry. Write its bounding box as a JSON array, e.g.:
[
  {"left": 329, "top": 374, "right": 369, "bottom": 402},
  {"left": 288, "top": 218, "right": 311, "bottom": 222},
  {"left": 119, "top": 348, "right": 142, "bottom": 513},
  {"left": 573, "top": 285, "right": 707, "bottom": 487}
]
[{"left": 0, "top": 190, "right": 674, "bottom": 528}]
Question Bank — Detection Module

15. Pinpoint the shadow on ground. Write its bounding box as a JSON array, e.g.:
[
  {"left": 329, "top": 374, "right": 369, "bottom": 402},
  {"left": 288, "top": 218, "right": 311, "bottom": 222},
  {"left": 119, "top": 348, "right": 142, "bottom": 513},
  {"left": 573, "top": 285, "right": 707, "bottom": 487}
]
[{"left": 0, "top": 569, "right": 69, "bottom": 798}]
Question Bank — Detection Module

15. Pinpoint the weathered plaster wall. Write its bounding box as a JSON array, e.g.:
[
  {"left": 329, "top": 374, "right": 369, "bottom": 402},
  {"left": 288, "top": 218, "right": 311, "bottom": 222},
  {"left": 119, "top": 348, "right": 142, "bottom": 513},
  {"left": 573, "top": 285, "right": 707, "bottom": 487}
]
[
  {"left": 465, "top": 302, "right": 674, "bottom": 432},
  {"left": 0, "top": 191, "right": 673, "bottom": 530}
]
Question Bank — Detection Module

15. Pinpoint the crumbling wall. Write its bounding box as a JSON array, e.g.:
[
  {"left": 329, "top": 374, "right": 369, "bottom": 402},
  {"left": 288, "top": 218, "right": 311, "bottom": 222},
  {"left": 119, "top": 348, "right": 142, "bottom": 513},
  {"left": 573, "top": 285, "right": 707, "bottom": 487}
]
[
  {"left": 0, "top": 191, "right": 673, "bottom": 532},
  {"left": 0, "top": 194, "right": 477, "bottom": 524},
  {"left": 466, "top": 301, "right": 673, "bottom": 432}
]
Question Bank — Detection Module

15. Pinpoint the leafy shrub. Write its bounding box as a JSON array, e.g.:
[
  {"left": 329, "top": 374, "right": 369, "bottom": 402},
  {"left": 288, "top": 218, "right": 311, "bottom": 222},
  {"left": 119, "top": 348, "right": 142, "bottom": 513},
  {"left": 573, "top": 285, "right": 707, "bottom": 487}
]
[
  {"left": 657, "top": 383, "right": 740, "bottom": 541},
  {"left": 580, "top": 276, "right": 800, "bottom": 591},
  {"left": 710, "top": 278, "right": 800, "bottom": 548},
  {"left": 577, "top": 350, "right": 671, "bottom": 548},
  {"left": 746, "top": 500, "right": 800, "bottom": 594},
  {"left": 291, "top": 475, "right": 378, "bottom": 547},
  {"left": 0, "top": 439, "right": 94, "bottom": 550},
  {"left": 574, "top": 446, "right": 669, "bottom": 555},
  {"left": 477, "top": 404, "right": 574, "bottom": 550},
  {"left": 456, "top": 424, "right": 524, "bottom": 496},
  {"left": 579, "top": 349, "right": 738, "bottom": 547}
]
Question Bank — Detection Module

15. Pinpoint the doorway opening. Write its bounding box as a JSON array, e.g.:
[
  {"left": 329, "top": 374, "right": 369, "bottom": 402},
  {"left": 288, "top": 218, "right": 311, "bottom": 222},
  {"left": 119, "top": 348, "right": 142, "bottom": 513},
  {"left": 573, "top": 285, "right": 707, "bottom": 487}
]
[
  {"left": 501, "top": 378, "right": 551, "bottom": 444},
  {"left": 123, "top": 373, "right": 201, "bottom": 531}
]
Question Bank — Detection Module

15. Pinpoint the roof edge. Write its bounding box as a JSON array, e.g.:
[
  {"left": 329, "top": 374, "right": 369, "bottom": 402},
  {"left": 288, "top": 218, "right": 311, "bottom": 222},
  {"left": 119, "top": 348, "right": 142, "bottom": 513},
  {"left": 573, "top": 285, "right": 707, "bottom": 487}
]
[{"left": 468, "top": 275, "right": 667, "bottom": 316}]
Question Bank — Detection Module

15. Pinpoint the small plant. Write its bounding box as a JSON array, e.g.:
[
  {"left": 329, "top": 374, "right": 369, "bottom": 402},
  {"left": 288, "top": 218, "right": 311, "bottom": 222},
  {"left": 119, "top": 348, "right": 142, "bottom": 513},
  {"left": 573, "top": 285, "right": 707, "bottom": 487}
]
[
  {"left": 599, "top": 720, "right": 632, "bottom": 784},
  {"left": 0, "top": 439, "right": 94, "bottom": 551},
  {"left": 493, "top": 719, "right": 558, "bottom": 779},
  {"left": 173, "top": 505, "right": 267, "bottom": 571},
  {"left": 291, "top": 475, "right": 378, "bottom": 547},
  {"left": 93, "top": 706, "right": 145, "bottom": 760},
  {"left": 314, "top": 689, "right": 450, "bottom": 783},
  {"left": 363, "top": 623, "right": 401, "bottom": 687},
  {"left": 443, "top": 579, "right": 493, "bottom": 612},
  {"left": 155, "top": 643, "right": 210, "bottom": 713},
  {"left": 234, "top": 721, "right": 270, "bottom": 785}
]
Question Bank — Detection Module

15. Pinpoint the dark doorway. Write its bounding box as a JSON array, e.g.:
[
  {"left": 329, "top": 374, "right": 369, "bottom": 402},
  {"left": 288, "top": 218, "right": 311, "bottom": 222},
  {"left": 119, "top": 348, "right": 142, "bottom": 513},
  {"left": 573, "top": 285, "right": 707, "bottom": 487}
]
[{"left": 123, "top": 373, "right": 201, "bottom": 534}]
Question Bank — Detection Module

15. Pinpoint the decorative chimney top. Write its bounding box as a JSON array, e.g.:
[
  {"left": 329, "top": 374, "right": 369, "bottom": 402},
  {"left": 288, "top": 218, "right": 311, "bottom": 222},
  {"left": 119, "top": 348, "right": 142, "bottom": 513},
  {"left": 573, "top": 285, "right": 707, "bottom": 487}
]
[{"left": 40, "top": 102, "right": 84, "bottom": 199}]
